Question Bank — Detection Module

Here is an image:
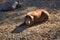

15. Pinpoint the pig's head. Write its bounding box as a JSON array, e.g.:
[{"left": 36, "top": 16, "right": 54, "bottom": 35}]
[{"left": 24, "top": 15, "right": 34, "bottom": 26}]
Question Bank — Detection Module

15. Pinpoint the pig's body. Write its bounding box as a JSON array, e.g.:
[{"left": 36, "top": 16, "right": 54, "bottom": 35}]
[{"left": 24, "top": 9, "right": 50, "bottom": 26}]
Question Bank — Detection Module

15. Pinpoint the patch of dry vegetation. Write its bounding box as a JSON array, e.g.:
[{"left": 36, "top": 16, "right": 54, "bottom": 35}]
[{"left": 0, "top": 0, "right": 60, "bottom": 40}]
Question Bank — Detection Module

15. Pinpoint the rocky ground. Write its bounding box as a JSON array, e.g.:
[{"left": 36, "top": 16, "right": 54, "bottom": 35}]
[{"left": 0, "top": 0, "right": 60, "bottom": 40}]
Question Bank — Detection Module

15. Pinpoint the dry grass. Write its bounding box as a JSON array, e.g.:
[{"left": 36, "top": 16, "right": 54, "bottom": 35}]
[
  {"left": 0, "top": 7, "right": 60, "bottom": 40},
  {"left": 0, "top": 0, "right": 60, "bottom": 40}
]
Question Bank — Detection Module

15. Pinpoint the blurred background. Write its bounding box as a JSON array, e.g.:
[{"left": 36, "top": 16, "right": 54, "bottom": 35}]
[{"left": 0, "top": 0, "right": 60, "bottom": 9}]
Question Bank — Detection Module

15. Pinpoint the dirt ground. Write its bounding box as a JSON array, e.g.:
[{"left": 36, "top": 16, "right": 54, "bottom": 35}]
[
  {"left": 0, "top": 0, "right": 60, "bottom": 40},
  {"left": 0, "top": 7, "right": 60, "bottom": 40}
]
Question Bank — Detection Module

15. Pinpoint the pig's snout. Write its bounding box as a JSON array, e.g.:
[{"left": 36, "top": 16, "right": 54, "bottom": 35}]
[{"left": 24, "top": 15, "right": 34, "bottom": 26}]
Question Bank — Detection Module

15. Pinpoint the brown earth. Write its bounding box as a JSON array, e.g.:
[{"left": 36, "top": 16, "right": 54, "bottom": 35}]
[{"left": 0, "top": 0, "right": 60, "bottom": 40}]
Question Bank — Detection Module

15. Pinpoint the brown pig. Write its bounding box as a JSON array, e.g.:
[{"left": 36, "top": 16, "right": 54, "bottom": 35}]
[{"left": 24, "top": 9, "right": 50, "bottom": 26}]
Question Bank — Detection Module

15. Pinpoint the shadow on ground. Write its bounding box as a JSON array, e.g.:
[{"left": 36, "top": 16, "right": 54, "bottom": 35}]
[
  {"left": 11, "top": 23, "right": 29, "bottom": 33},
  {"left": 11, "top": 20, "right": 47, "bottom": 33}
]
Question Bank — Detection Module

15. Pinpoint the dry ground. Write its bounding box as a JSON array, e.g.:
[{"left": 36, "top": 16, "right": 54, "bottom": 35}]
[
  {"left": 0, "top": 7, "right": 60, "bottom": 40},
  {"left": 0, "top": 0, "right": 60, "bottom": 40}
]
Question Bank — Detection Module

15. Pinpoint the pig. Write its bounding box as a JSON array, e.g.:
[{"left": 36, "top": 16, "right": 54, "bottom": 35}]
[{"left": 24, "top": 9, "right": 50, "bottom": 26}]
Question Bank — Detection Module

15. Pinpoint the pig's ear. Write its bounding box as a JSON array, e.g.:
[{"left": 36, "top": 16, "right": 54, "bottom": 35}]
[
  {"left": 41, "top": 11, "right": 49, "bottom": 17},
  {"left": 40, "top": 11, "right": 50, "bottom": 21},
  {"left": 42, "top": 11, "right": 51, "bottom": 21}
]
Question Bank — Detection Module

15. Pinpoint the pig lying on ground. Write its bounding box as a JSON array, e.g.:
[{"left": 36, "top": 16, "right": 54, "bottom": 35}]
[{"left": 24, "top": 9, "right": 50, "bottom": 26}]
